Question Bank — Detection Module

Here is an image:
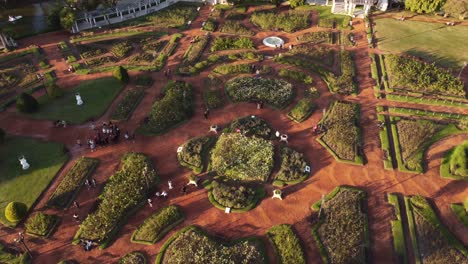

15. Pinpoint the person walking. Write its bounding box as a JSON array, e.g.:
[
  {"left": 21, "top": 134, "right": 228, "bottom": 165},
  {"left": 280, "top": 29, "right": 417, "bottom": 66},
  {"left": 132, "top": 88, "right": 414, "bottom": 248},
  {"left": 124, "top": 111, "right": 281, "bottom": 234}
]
[
  {"left": 92, "top": 178, "right": 97, "bottom": 188},
  {"left": 73, "top": 201, "right": 80, "bottom": 209},
  {"left": 85, "top": 179, "right": 91, "bottom": 190},
  {"left": 204, "top": 108, "right": 210, "bottom": 119}
]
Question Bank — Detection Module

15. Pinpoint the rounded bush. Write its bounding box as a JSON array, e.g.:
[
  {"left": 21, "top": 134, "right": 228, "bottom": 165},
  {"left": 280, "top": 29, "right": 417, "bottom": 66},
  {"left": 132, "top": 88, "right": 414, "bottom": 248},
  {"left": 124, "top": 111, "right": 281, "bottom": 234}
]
[
  {"left": 16, "top": 93, "right": 39, "bottom": 113},
  {"left": 113, "top": 66, "right": 129, "bottom": 84},
  {"left": 5, "top": 202, "right": 27, "bottom": 223}
]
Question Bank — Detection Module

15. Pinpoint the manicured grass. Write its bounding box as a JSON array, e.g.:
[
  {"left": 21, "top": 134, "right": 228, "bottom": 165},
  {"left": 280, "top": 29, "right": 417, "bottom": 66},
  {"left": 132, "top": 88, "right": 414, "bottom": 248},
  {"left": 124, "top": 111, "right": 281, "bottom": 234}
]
[
  {"left": 403, "top": 196, "right": 421, "bottom": 264},
  {"left": 28, "top": 77, "right": 124, "bottom": 124},
  {"left": 0, "top": 136, "right": 68, "bottom": 226},
  {"left": 440, "top": 143, "right": 468, "bottom": 180},
  {"left": 387, "top": 193, "right": 407, "bottom": 264},
  {"left": 266, "top": 224, "right": 305, "bottom": 264},
  {"left": 450, "top": 203, "right": 468, "bottom": 227},
  {"left": 287, "top": 98, "right": 315, "bottom": 123},
  {"left": 375, "top": 18, "right": 468, "bottom": 69},
  {"left": 377, "top": 114, "right": 393, "bottom": 170},
  {"left": 389, "top": 107, "right": 468, "bottom": 122}
]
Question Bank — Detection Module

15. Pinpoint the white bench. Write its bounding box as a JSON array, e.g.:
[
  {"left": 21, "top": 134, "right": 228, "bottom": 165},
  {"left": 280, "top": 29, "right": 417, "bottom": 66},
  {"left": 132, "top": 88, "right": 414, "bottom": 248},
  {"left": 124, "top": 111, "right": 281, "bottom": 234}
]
[{"left": 272, "top": 189, "right": 282, "bottom": 200}]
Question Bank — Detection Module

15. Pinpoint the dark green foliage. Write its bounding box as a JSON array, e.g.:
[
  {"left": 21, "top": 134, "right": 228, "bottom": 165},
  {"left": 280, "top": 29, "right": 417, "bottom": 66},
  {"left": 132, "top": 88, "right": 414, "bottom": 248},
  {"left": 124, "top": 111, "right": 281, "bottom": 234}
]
[
  {"left": 183, "top": 35, "right": 209, "bottom": 65},
  {"left": 113, "top": 66, "right": 129, "bottom": 83},
  {"left": 111, "top": 41, "right": 133, "bottom": 59},
  {"left": 312, "top": 188, "right": 368, "bottom": 264},
  {"left": 46, "top": 84, "right": 64, "bottom": 98},
  {"left": 278, "top": 68, "right": 313, "bottom": 84},
  {"left": 25, "top": 212, "right": 58, "bottom": 237},
  {"left": 213, "top": 63, "right": 251, "bottom": 75},
  {"left": 251, "top": 11, "right": 310, "bottom": 32},
  {"left": 141, "top": 81, "right": 193, "bottom": 135},
  {"left": 202, "top": 19, "right": 217, "bottom": 32},
  {"left": 159, "top": 226, "right": 265, "bottom": 264},
  {"left": 210, "top": 37, "right": 255, "bottom": 52},
  {"left": 75, "top": 153, "right": 158, "bottom": 245},
  {"left": 0, "top": 128, "right": 5, "bottom": 143},
  {"left": 47, "top": 157, "right": 99, "bottom": 208},
  {"left": 16, "top": 93, "right": 39, "bottom": 113},
  {"left": 220, "top": 21, "right": 253, "bottom": 35},
  {"left": 0, "top": 242, "right": 31, "bottom": 264},
  {"left": 386, "top": 55, "right": 465, "bottom": 97},
  {"left": 324, "top": 50, "right": 356, "bottom": 95},
  {"left": 110, "top": 89, "right": 144, "bottom": 121},
  {"left": 135, "top": 75, "right": 153, "bottom": 87},
  {"left": 4, "top": 202, "right": 27, "bottom": 223},
  {"left": 448, "top": 141, "right": 468, "bottom": 177},
  {"left": 211, "top": 181, "right": 256, "bottom": 209},
  {"left": 297, "top": 31, "right": 331, "bottom": 44},
  {"left": 226, "top": 115, "right": 273, "bottom": 139},
  {"left": 275, "top": 146, "right": 309, "bottom": 183},
  {"left": 132, "top": 205, "right": 184, "bottom": 243},
  {"left": 225, "top": 77, "right": 294, "bottom": 109},
  {"left": 290, "top": 0, "right": 305, "bottom": 8},
  {"left": 274, "top": 45, "right": 335, "bottom": 69},
  {"left": 266, "top": 224, "right": 305, "bottom": 264},
  {"left": 203, "top": 89, "right": 224, "bottom": 109},
  {"left": 177, "top": 136, "right": 215, "bottom": 173},
  {"left": 320, "top": 101, "right": 361, "bottom": 161},
  {"left": 405, "top": 0, "right": 446, "bottom": 13},
  {"left": 119, "top": 251, "right": 146, "bottom": 264},
  {"left": 147, "top": 4, "right": 198, "bottom": 28}
]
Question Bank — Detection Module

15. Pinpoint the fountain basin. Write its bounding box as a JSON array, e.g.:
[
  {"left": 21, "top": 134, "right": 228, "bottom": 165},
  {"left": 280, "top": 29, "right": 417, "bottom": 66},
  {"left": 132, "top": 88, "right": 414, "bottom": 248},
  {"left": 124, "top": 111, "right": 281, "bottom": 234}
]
[{"left": 263, "top": 36, "right": 284, "bottom": 48}]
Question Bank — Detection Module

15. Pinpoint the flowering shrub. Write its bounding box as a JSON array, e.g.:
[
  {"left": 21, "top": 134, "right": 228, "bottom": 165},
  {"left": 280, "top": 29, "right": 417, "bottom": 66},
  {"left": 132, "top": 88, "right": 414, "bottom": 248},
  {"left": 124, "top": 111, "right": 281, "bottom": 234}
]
[
  {"left": 274, "top": 146, "right": 308, "bottom": 183},
  {"left": 140, "top": 81, "right": 193, "bottom": 135},
  {"left": 225, "top": 115, "right": 273, "bottom": 139},
  {"left": 320, "top": 101, "right": 361, "bottom": 161},
  {"left": 210, "top": 133, "right": 274, "bottom": 182},
  {"left": 75, "top": 153, "right": 158, "bottom": 246},
  {"left": 132, "top": 205, "right": 183, "bottom": 244},
  {"left": 225, "top": 76, "right": 294, "bottom": 109},
  {"left": 161, "top": 226, "right": 265, "bottom": 264},
  {"left": 177, "top": 136, "right": 215, "bottom": 173},
  {"left": 211, "top": 181, "right": 256, "bottom": 209},
  {"left": 110, "top": 89, "right": 144, "bottom": 121}
]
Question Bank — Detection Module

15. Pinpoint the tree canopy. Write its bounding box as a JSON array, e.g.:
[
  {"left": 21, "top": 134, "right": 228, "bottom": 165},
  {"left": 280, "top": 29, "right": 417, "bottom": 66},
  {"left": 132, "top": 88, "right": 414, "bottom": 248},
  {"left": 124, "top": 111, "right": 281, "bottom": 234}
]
[
  {"left": 405, "top": 0, "right": 446, "bottom": 13},
  {"left": 444, "top": 0, "right": 468, "bottom": 19}
]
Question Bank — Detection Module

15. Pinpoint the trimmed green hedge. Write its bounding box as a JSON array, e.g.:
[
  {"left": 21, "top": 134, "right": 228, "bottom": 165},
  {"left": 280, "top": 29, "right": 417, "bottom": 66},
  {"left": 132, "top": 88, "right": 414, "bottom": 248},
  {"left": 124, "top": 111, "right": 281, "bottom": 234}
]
[
  {"left": 213, "top": 63, "right": 251, "bottom": 75},
  {"left": 278, "top": 68, "right": 313, "bottom": 84},
  {"left": 377, "top": 114, "right": 393, "bottom": 170},
  {"left": 450, "top": 203, "right": 468, "bottom": 227},
  {"left": 177, "top": 136, "right": 216, "bottom": 174},
  {"left": 287, "top": 98, "right": 315, "bottom": 123},
  {"left": 440, "top": 141, "right": 468, "bottom": 180},
  {"left": 47, "top": 157, "right": 99, "bottom": 209},
  {"left": 206, "top": 180, "right": 264, "bottom": 212},
  {"left": 131, "top": 205, "right": 184, "bottom": 244},
  {"left": 266, "top": 224, "right": 305, "bottom": 264}
]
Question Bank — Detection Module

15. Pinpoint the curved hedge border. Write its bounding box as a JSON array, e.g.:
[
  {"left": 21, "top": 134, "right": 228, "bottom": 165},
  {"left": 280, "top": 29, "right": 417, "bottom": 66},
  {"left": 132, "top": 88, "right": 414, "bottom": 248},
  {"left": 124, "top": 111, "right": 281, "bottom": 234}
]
[
  {"left": 440, "top": 143, "right": 468, "bottom": 181},
  {"left": 131, "top": 205, "right": 184, "bottom": 245},
  {"left": 177, "top": 136, "right": 216, "bottom": 174},
  {"left": 155, "top": 225, "right": 267, "bottom": 264},
  {"left": 205, "top": 180, "right": 265, "bottom": 213}
]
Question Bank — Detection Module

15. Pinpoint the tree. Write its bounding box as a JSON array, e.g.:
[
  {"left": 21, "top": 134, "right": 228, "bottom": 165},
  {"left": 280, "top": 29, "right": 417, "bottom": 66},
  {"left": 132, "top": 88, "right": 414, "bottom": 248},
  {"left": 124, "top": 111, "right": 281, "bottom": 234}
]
[
  {"left": 60, "top": 7, "right": 77, "bottom": 30},
  {"left": 289, "top": 0, "right": 305, "bottom": 8},
  {"left": 405, "top": 0, "right": 446, "bottom": 13},
  {"left": 444, "top": 0, "right": 468, "bottom": 19},
  {"left": 5, "top": 202, "right": 27, "bottom": 223},
  {"left": 16, "top": 93, "right": 39, "bottom": 113},
  {"left": 113, "top": 66, "right": 129, "bottom": 83},
  {"left": 48, "top": 1, "right": 63, "bottom": 30}
]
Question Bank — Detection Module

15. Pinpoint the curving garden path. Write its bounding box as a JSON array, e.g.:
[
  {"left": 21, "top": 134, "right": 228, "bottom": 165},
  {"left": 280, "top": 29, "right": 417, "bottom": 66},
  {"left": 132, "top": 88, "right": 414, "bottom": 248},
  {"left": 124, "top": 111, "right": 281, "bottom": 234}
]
[{"left": 0, "top": 5, "right": 466, "bottom": 264}]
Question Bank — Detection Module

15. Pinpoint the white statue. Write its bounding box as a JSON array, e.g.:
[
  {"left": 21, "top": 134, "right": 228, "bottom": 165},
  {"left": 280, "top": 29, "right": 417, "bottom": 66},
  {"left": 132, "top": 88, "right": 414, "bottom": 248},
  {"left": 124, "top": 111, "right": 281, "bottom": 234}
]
[
  {"left": 19, "top": 156, "right": 30, "bottom": 170},
  {"left": 75, "top": 93, "right": 83, "bottom": 106}
]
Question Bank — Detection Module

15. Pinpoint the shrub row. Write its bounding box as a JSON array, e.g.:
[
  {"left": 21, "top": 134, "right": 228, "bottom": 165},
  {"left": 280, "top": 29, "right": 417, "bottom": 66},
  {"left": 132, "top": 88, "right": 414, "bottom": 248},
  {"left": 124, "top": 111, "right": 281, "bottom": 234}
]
[
  {"left": 213, "top": 63, "right": 251, "bottom": 75},
  {"left": 110, "top": 89, "right": 144, "bottom": 121},
  {"left": 387, "top": 193, "right": 407, "bottom": 264},
  {"left": 278, "top": 68, "right": 313, "bottom": 84},
  {"left": 266, "top": 224, "right": 305, "bottom": 264},
  {"left": 74, "top": 153, "right": 158, "bottom": 248},
  {"left": 183, "top": 35, "right": 209, "bottom": 66},
  {"left": 47, "top": 157, "right": 99, "bottom": 208},
  {"left": 25, "top": 212, "right": 59, "bottom": 237},
  {"left": 296, "top": 31, "right": 332, "bottom": 44}
]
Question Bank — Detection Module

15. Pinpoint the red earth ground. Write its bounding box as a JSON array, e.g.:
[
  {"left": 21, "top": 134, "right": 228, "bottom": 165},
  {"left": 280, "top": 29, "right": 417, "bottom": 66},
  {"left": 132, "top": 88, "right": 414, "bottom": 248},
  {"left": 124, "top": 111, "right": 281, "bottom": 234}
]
[{"left": 0, "top": 4, "right": 467, "bottom": 264}]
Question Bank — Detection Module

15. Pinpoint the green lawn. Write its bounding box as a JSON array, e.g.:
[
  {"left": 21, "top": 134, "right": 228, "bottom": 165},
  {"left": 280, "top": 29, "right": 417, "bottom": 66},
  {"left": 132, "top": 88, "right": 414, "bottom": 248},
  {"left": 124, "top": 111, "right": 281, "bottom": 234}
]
[
  {"left": 28, "top": 77, "right": 124, "bottom": 124},
  {"left": 0, "top": 136, "right": 68, "bottom": 226},
  {"left": 375, "top": 18, "right": 468, "bottom": 69}
]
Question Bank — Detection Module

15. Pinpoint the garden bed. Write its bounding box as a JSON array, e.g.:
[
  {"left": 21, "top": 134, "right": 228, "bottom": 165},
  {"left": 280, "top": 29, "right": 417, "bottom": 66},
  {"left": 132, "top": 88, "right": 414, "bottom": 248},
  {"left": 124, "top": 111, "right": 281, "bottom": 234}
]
[
  {"left": 155, "top": 226, "right": 266, "bottom": 264},
  {"left": 450, "top": 203, "right": 468, "bottom": 227},
  {"left": 224, "top": 115, "right": 273, "bottom": 139},
  {"left": 278, "top": 68, "right": 313, "bottom": 84},
  {"left": 210, "top": 36, "right": 255, "bottom": 52},
  {"left": 47, "top": 157, "right": 99, "bottom": 209},
  {"left": 110, "top": 89, "right": 145, "bottom": 122},
  {"left": 73, "top": 153, "right": 158, "bottom": 248},
  {"left": 131, "top": 205, "right": 184, "bottom": 244},
  {"left": 266, "top": 224, "right": 305, "bottom": 264},
  {"left": 119, "top": 251, "right": 146, "bottom": 264},
  {"left": 206, "top": 180, "right": 264, "bottom": 212},
  {"left": 177, "top": 136, "right": 216, "bottom": 174},
  {"left": 405, "top": 195, "right": 467, "bottom": 263},
  {"left": 377, "top": 113, "right": 393, "bottom": 170},
  {"left": 182, "top": 35, "right": 210, "bottom": 66},
  {"left": 213, "top": 63, "right": 251, "bottom": 75},
  {"left": 220, "top": 20, "right": 253, "bottom": 35},
  {"left": 287, "top": 98, "right": 315, "bottom": 123},
  {"left": 138, "top": 81, "right": 193, "bottom": 135},
  {"left": 296, "top": 31, "right": 333, "bottom": 44},
  {"left": 250, "top": 10, "right": 310, "bottom": 32},
  {"left": 203, "top": 88, "right": 224, "bottom": 109},
  {"left": 225, "top": 76, "right": 294, "bottom": 109},
  {"left": 311, "top": 186, "right": 369, "bottom": 264},
  {"left": 210, "top": 133, "right": 274, "bottom": 182},
  {"left": 273, "top": 146, "right": 310, "bottom": 187},
  {"left": 440, "top": 141, "right": 468, "bottom": 180},
  {"left": 318, "top": 101, "right": 363, "bottom": 165},
  {"left": 25, "top": 212, "right": 59, "bottom": 238}
]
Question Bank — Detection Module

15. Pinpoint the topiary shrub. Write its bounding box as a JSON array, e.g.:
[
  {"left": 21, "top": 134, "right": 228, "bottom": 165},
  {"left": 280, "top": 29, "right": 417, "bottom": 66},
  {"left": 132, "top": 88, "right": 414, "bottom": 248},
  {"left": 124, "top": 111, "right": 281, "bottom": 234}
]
[
  {"left": 113, "top": 66, "right": 129, "bottom": 84},
  {"left": 5, "top": 202, "right": 28, "bottom": 223},
  {"left": 46, "top": 84, "right": 64, "bottom": 98},
  {"left": 16, "top": 93, "right": 39, "bottom": 113}
]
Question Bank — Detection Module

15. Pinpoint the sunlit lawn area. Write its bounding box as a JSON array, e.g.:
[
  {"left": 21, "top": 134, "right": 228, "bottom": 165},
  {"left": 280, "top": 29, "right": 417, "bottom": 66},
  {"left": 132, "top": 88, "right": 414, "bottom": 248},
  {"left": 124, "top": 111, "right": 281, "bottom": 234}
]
[
  {"left": 0, "top": 136, "right": 68, "bottom": 226},
  {"left": 375, "top": 18, "right": 468, "bottom": 69},
  {"left": 27, "top": 77, "right": 124, "bottom": 124}
]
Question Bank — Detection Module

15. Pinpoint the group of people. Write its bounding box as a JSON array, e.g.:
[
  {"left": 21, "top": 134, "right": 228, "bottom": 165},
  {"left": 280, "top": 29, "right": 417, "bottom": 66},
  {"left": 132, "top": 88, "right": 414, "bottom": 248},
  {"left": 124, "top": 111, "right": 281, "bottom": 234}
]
[
  {"left": 163, "top": 68, "right": 172, "bottom": 77},
  {"left": 81, "top": 121, "right": 134, "bottom": 152},
  {"left": 53, "top": 120, "right": 67, "bottom": 128},
  {"left": 84, "top": 178, "right": 97, "bottom": 190}
]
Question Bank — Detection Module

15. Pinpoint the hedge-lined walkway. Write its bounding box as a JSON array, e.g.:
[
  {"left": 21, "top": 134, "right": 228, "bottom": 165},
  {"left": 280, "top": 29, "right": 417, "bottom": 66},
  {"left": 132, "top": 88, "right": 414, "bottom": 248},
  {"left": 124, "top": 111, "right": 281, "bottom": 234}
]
[{"left": 0, "top": 4, "right": 466, "bottom": 264}]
